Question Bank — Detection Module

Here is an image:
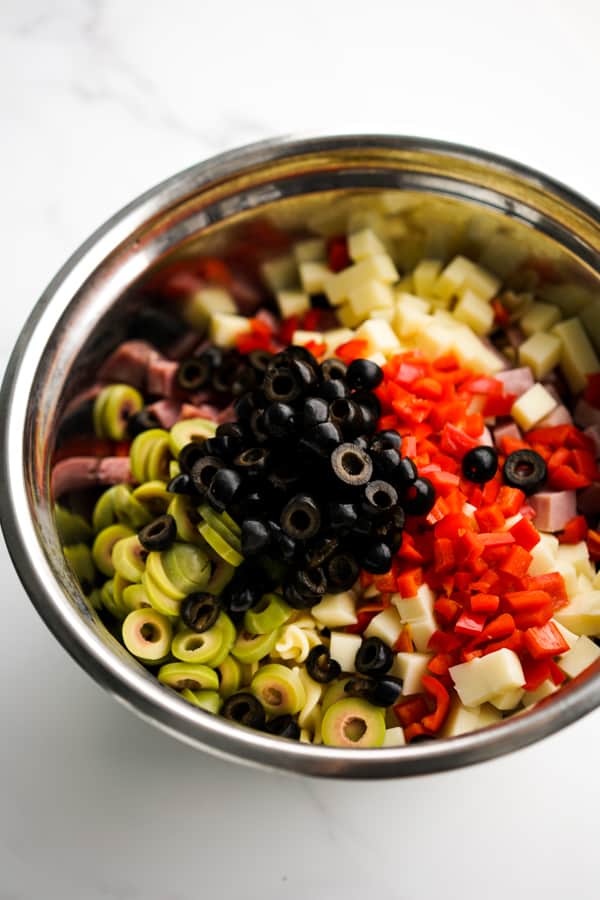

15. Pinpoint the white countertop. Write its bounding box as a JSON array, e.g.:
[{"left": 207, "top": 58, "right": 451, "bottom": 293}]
[{"left": 1, "top": 1, "right": 599, "bottom": 897}]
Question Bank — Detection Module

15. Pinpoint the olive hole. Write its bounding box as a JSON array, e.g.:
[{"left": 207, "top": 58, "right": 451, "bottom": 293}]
[
  {"left": 200, "top": 465, "right": 218, "bottom": 485},
  {"left": 263, "top": 687, "right": 283, "bottom": 706},
  {"left": 273, "top": 375, "right": 294, "bottom": 395},
  {"left": 344, "top": 717, "right": 367, "bottom": 742},
  {"left": 186, "top": 637, "right": 206, "bottom": 652},
  {"left": 140, "top": 623, "right": 160, "bottom": 642},
  {"left": 342, "top": 452, "right": 363, "bottom": 476},
  {"left": 290, "top": 509, "right": 311, "bottom": 531},
  {"left": 373, "top": 490, "right": 391, "bottom": 508},
  {"left": 515, "top": 462, "right": 534, "bottom": 476}
]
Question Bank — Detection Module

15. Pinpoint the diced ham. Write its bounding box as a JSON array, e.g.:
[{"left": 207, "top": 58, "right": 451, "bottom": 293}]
[
  {"left": 495, "top": 366, "right": 535, "bottom": 396},
  {"left": 97, "top": 340, "right": 161, "bottom": 390},
  {"left": 575, "top": 398, "right": 600, "bottom": 429},
  {"left": 164, "top": 332, "right": 204, "bottom": 361},
  {"left": 578, "top": 482, "right": 600, "bottom": 521},
  {"left": 493, "top": 421, "right": 522, "bottom": 444},
  {"left": 180, "top": 403, "right": 220, "bottom": 421},
  {"left": 504, "top": 325, "right": 525, "bottom": 349},
  {"left": 52, "top": 456, "right": 133, "bottom": 498},
  {"left": 229, "top": 274, "right": 262, "bottom": 315},
  {"left": 530, "top": 490, "right": 577, "bottom": 532},
  {"left": 146, "top": 359, "right": 180, "bottom": 398},
  {"left": 146, "top": 400, "right": 182, "bottom": 429},
  {"left": 537, "top": 404, "right": 573, "bottom": 427},
  {"left": 584, "top": 425, "right": 600, "bottom": 459}
]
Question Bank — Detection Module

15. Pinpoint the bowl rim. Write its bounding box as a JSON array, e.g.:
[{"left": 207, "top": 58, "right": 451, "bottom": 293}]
[{"left": 2, "top": 133, "right": 600, "bottom": 778}]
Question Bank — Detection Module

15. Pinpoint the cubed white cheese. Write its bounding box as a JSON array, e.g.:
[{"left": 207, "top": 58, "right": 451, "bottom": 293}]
[
  {"left": 383, "top": 726, "right": 406, "bottom": 747},
  {"left": 291, "top": 329, "right": 323, "bottom": 348},
  {"left": 557, "top": 635, "right": 600, "bottom": 678},
  {"left": 328, "top": 632, "right": 362, "bottom": 674},
  {"left": 408, "top": 611, "right": 438, "bottom": 653},
  {"left": 450, "top": 327, "right": 504, "bottom": 375},
  {"left": 442, "top": 699, "right": 501, "bottom": 737},
  {"left": 366, "top": 351, "right": 387, "bottom": 367},
  {"left": 322, "top": 328, "right": 355, "bottom": 354},
  {"left": 449, "top": 648, "right": 525, "bottom": 707},
  {"left": 511, "top": 383, "right": 557, "bottom": 430},
  {"left": 391, "top": 652, "right": 432, "bottom": 695},
  {"left": 336, "top": 303, "right": 363, "bottom": 328},
  {"left": 275, "top": 290, "right": 311, "bottom": 319},
  {"left": 364, "top": 606, "right": 403, "bottom": 647},
  {"left": 522, "top": 679, "right": 559, "bottom": 707},
  {"left": 355, "top": 318, "right": 402, "bottom": 355},
  {"left": 369, "top": 307, "right": 395, "bottom": 323},
  {"left": 412, "top": 259, "right": 443, "bottom": 298},
  {"left": 519, "top": 332, "right": 562, "bottom": 380},
  {"left": 261, "top": 255, "right": 297, "bottom": 291},
  {"left": 453, "top": 289, "right": 495, "bottom": 336},
  {"left": 209, "top": 313, "right": 251, "bottom": 347},
  {"left": 520, "top": 302, "right": 561, "bottom": 337},
  {"left": 552, "top": 619, "right": 579, "bottom": 650},
  {"left": 413, "top": 319, "right": 456, "bottom": 360},
  {"left": 554, "top": 591, "right": 600, "bottom": 635},
  {"left": 299, "top": 261, "right": 330, "bottom": 295},
  {"left": 557, "top": 541, "right": 593, "bottom": 576},
  {"left": 324, "top": 253, "right": 399, "bottom": 305},
  {"left": 579, "top": 302, "right": 600, "bottom": 355},
  {"left": 393, "top": 293, "right": 431, "bottom": 338},
  {"left": 311, "top": 592, "right": 358, "bottom": 629},
  {"left": 552, "top": 560, "right": 578, "bottom": 597},
  {"left": 488, "top": 687, "right": 525, "bottom": 710},
  {"left": 293, "top": 237, "right": 326, "bottom": 264},
  {"left": 347, "top": 280, "right": 395, "bottom": 318},
  {"left": 348, "top": 228, "right": 386, "bottom": 261},
  {"left": 392, "top": 584, "right": 435, "bottom": 619},
  {"left": 434, "top": 255, "right": 501, "bottom": 304},
  {"left": 183, "top": 287, "right": 236, "bottom": 330},
  {"left": 552, "top": 317, "right": 600, "bottom": 394}
]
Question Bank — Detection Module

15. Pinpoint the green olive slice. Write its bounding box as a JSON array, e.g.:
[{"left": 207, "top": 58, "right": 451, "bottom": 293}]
[
  {"left": 130, "top": 429, "right": 169, "bottom": 483},
  {"left": 122, "top": 583, "right": 151, "bottom": 612},
  {"left": 321, "top": 678, "right": 353, "bottom": 714},
  {"left": 198, "top": 522, "right": 243, "bottom": 567},
  {"left": 92, "top": 523, "right": 134, "bottom": 577},
  {"left": 55, "top": 504, "right": 93, "bottom": 544},
  {"left": 198, "top": 503, "right": 242, "bottom": 552},
  {"left": 132, "top": 480, "right": 172, "bottom": 516},
  {"left": 244, "top": 593, "right": 291, "bottom": 635},
  {"left": 171, "top": 624, "right": 225, "bottom": 665},
  {"left": 181, "top": 689, "right": 222, "bottom": 714},
  {"left": 167, "top": 495, "right": 204, "bottom": 545},
  {"left": 141, "top": 570, "right": 182, "bottom": 617},
  {"left": 122, "top": 608, "right": 172, "bottom": 662},
  {"left": 231, "top": 628, "right": 279, "bottom": 664},
  {"left": 218, "top": 655, "right": 242, "bottom": 699},
  {"left": 63, "top": 543, "right": 96, "bottom": 593},
  {"left": 100, "top": 578, "right": 126, "bottom": 619},
  {"left": 250, "top": 664, "right": 306, "bottom": 716},
  {"left": 158, "top": 662, "right": 219, "bottom": 692},
  {"left": 321, "top": 697, "right": 386, "bottom": 748},
  {"left": 205, "top": 556, "right": 236, "bottom": 595},
  {"left": 161, "top": 543, "right": 211, "bottom": 595},
  {"left": 145, "top": 551, "right": 186, "bottom": 601},
  {"left": 112, "top": 535, "right": 146, "bottom": 583},
  {"left": 113, "top": 484, "right": 153, "bottom": 529},
  {"left": 92, "top": 387, "right": 111, "bottom": 437},
  {"left": 168, "top": 417, "right": 217, "bottom": 457},
  {"left": 102, "top": 384, "right": 144, "bottom": 440},
  {"left": 92, "top": 486, "right": 120, "bottom": 533}
]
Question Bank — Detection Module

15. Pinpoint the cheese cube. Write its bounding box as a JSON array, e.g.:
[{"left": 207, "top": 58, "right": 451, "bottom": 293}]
[
  {"left": 579, "top": 301, "right": 600, "bottom": 354},
  {"left": 329, "top": 632, "right": 362, "bottom": 673},
  {"left": 552, "top": 317, "right": 600, "bottom": 393},
  {"left": 261, "top": 255, "right": 297, "bottom": 291},
  {"left": 578, "top": 574, "right": 594, "bottom": 593},
  {"left": 452, "top": 329, "right": 504, "bottom": 375},
  {"left": 412, "top": 259, "right": 443, "bottom": 298},
  {"left": 293, "top": 237, "right": 326, "bottom": 263},
  {"left": 553, "top": 619, "right": 579, "bottom": 650},
  {"left": 364, "top": 606, "right": 403, "bottom": 647},
  {"left": 299, "top": 261, "right": 330, "bottom": 295},
  {"left": 322, "top": 328, "right": 355, "bottom": 354},
  {"left": 312, "top": 592, "right": 357, "bottom": 629},
  {"left": 209, "top": 313, "right": 251, "bottom": 347},
  {"left": 324, "top": 254, "right": 399, "bottom": 305},
  {"left": 522, "top": 679, "right": 559, "bottom": 707},
  {"left": 449, "top": 648, "right": 525, "bottom": 707},
  {"left": 432, "top": 309, "right": 458, "bottom": 327},
  {"left": 511, "top": 383, "right": 557, "bottom": 430},
  {"left": 383, "top": 727, "right": 406, "bottom": 747},
  {"left": 391, "top": 652, "right": 432, "bottom": 695},
  {"left": 558, "top": 635, "right": 600, "bottom": 678},
  {"left": 395, "top": 274, "right": 415, "bottom": 294},
  {"left": 557, "top": 541, "right": 593, "bottom": 576},
  {"left": 275, "top": 290, "right": 311, "bottom": 319},
  {"left": 408, "top": 611, "right": 438, "bottom": 653},
  {"left": 413, "top": 319, "right": 456, "bottom": 360},
  {"left": 554, "top": 591, "right": 600, "bottom": 635},
  {"left": 392, "top": 584, "right": 435, "bottom": 619},
  {"left": 347, "top": 280, "right": 395, "bottom": 318},
  {"left": 348, "top": 228, "right": 386, "bottom": 261},
  {"left": 355, "top": 318, "right": 401, "bottom": 355},
  {"left": 442, "top": 700, "right": 502, "bottom": 737},
  {"left": 453, "top": 289, "right": 495, "bottom": 336},
  {"left": 369, "top": 307, "right": 395, "bottom": 323},
  {"left": 183, "top": 287, "right": 236, "bottom": 330},
  {"left": 336, "top": 303, "right": 363, "bottom": 328},
  {"left": 434, "top": 255, "right": 501, "bottom": 303},
  {"left": 552, "top": 560, "right": 578, "bottom": 597},
  {"left": 366, "top": 351, "right": 387, "bottom": 367},
  {"left": 520, "top": 302, "right": 561, "bottom": 337},
  {"left": 519, "top": 332, "right": 562, "bottom": 380},
  {"left": 488, "top": 688, "right": 525, "bottom": 710},
  {"left": 291, "top": 330, "right": 323, "bottom": 348},
  {"left": 527, "top": 533, "right": 559, "bottom": 576},
  {"left": 394, "top": 293, "right": 431, "bottom": 338}
]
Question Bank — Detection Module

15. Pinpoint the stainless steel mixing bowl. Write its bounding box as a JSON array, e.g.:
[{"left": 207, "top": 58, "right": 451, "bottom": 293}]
[{"left": 2, "top": 136, "right": 600, "bottom": 778}]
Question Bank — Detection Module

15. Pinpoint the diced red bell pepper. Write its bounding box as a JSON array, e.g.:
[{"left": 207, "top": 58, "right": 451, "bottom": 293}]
[
  {"left": 279, "top": 315, "right": 299, "bottom": 345},
  {"left": 344, "top": 603, "right": 385, "bottom": 635},
  {"left": 393, "top": 696, "right": 429, "bottom": 728},
  {"left": 479, "top": 613, "right": 516, "bottom": 642},
  {"left": 433, "top": 538, "right": 456, "bottom": 573},
  {"left": 504, "top": 589, "right": 552, "bottom": 611},
  {"left": 434, "top": 597, "right": 461, "bottom": 626},
  {"left": 470, "top": 593, "right": 500, "bottom": 614},
  {"left": 335, "top": 338, "right": 369, "bottom": 363},
  {"left": 549, "top": 464, "right": 591, "bottom": 491},
  {"left": 479, "top": 531, "right": 516, "bottom": 547},
  {"left": 521, "top": 656, "right": 551, "bottom": 691},
  {"left": 548, "top": 659, "right": 567, "bottom": 685},
  {"left": 393, "top": 625, "right": 414, "bottom": 653},
  {"left": 524, "top": 572, "right": 568, "bottom": 607},
  {"left": 500, "top": 545, "right": 533, "bottom": 578},
  {"left": 584, "top": 372, "right": 600, "bottom": 409},
  {"left": 523, "top": 621, "right": 570, "bottom": 659},
  {"left": 421, "top": 675, "right": 450, "bottom": 733},
  {"left": 481, "top": 629, "right": 524, "bottom": 656},
  {"left": 572, "top": 449, "right": 600, "bottom": 481},
  {"left": 483, "top": 392, "right": 517, "bottom": 417},
  {"left": 440, "top": 422, "right": 480, "bottom": 458},
  {"left": 474, "top": 505, "right": 506, "bottom": 532},
  {"left": 508, "top": 516, "right": 541, "bottom": 551},
  {"left": 396, "top": 567, "right": 423, "bottom": 597},
  {"left": 513, "top": 602, "right": 554, "bottom": 630},
  {"left": 428, "top": 630, "right": 464, "bottom": 653},
  {"left": 404, "top": 723, "right": 429, "bottom": 742},
  {"left": 492, "top": 298, "right": 510, "bottom": 327},
  {"left": 327, "top": 236, "right": 350, "bottom": 272},
  {"left": 454, "top": 610, "right": 487, "bottom": 636},
  {"left": 558, "top": 515, "right": 589, "bottom": 545},
  {"left": 497, "top": 486, "right": 526, "bottom": 517}
]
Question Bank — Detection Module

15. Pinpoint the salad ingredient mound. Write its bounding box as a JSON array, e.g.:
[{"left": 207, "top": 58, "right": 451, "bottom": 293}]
[{"left": 54, "top": 224, "right": 600, "bottom": 748}]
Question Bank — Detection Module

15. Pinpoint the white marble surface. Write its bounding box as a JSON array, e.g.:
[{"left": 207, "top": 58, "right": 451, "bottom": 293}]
[{"left": 1, "top": 1, "right": 600, "bottom": 897}]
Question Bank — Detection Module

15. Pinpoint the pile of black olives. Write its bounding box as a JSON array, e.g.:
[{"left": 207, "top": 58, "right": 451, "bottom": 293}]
[{"left": 176, "top": 347, "right": 436, "bottom": 611}]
